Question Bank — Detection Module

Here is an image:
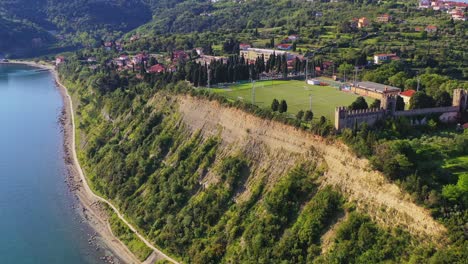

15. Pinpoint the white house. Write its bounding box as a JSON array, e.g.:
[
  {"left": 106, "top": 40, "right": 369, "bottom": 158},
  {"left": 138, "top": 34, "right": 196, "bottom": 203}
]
[{"left": 374, "top": 53, "right": 398, "bottom": 64}]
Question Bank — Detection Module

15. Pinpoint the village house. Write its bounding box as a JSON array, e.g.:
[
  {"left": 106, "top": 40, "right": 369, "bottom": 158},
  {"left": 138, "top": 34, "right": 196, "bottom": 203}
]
[
  {"left": 148, "top": 64, "right": 165, "bottom": 74},
  {"left": 240, "top": 48, "right": 290, "bottom": 61},
  {"left": 374, "top": 53, "right": 399, "bottom": 64},
  {"left": 352, "top": 81, "right": 401, "bottom": 100},
  {"left": 287, "top": 35, "right": 299, "bottom": 41},
  {"left": 239, "top": 43, "right": 251, "bottom": 50},
  {"left": 414, "top": 27, "right": 423, "bottom": 32},
  {"left": 130, "top": 34, "right": 140, "bottom": 42},
  {"left": 358, "top": 17, "right": 370, "bottom": 28},
  {"left": 87, "top": 57, "right": 97, "bottom": 63},
  {"left": 113, "top": 58, "right": 125, "bottom": 68},
  {"left": 119, "top": 54, "right": 129, "bottom": 61},
  {"left": 172, "top": 50, "right": 188, "bottom": 61},
  {"left": 400, "top": 89, "right": 417, "bottom": 105},
  {"left": 425, "top": 25, "right": 438, "bottom": 33},
  {"left": 419, "top": 0, "right": 431, "bottom": 9},
  {"left": 450, "top": 10, "right": 466, "bottom": 21},
  {"left": 277, "top": 44, "right": 293, "bottom": 50},
  {"left": 133, "top": 53, "right": 149, "bottom": 65},
  {"left": 103, "top": 41, "right": 113, "bottom": 51},
  {"left": 55, "top": 56, "right": 65, "bottom": 65},
  {"left": 195, "top": 47, "right": 204, "bottom": 55},
  {"left": 419, "top": 0, "right": 467, "bottom": 15},
  {"left": 376, "top": 14, "right": 392, "bottom": 23},
  {"left": 196, "top": 55, "right": 227, "bottom": 65},
  {"left": 115, "top": 41, "right": 123, "bottom": 52}
]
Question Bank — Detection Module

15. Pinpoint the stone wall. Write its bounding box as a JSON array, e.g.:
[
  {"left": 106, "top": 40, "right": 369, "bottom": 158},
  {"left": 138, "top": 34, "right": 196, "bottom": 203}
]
[
  {"left": 394, "top": 106, "right": 459, "bottom": 117},
  {"left": 334, "top": 89, "right": 467, "bottom": 131},
  {"left": 335, "top": 107, "right": 386, "bottom": 131}
]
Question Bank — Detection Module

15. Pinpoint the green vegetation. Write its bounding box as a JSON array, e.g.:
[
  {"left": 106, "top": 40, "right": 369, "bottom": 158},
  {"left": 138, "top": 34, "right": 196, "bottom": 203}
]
[
  {"left": 107, "top": 207, "right": 152, "bottom": 261},
  {"left": 348, "top": 96, "right": 369, "bottom": 110},
  {"left": 5, "top": 0, "right": 465, "bottom": 262},
  {"left": 341, "top": 121, "right": 468, "bottom": 262},
  {"left": 317, "top": 212, "right": 414, "bottom": 263},
  {"left": 212, "top": 80, "right": 360, "bottom": 119},
  {"left": 57, "top": 56, "right": 456, "bottom": 262},
  {"left": 60, "top": 46, "right": 468, "bottom": 263},
  {"left": 0, "top": 16, "right": 55, "bottom": 56},
  {"left": 0, "top": 0, "right": 153, "bottom": 56}
]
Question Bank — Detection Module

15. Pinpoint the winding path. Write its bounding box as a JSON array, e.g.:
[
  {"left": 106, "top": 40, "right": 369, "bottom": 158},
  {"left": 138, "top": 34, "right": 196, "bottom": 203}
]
[{"left": 57, "top": 73, "right": 180, "bottom": 264}]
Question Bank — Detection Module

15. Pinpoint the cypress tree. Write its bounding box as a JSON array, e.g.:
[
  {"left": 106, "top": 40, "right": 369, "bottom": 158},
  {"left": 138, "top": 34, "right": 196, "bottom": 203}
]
[
  {"left": 296, "top": 110, "right": 304, "bottom": 120},
  {"left": 304, "top": 110, "right": 314, "bottom": 121},
  {"left": 279, "top": 100, "right": 288, "bottom": 113},
  {"left": 271, "top": 99, "right": 280, "bottom": 112}
]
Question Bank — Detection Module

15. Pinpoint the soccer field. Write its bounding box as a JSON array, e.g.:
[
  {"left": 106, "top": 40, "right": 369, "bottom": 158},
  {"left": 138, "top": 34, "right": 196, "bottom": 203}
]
[{"left": 212, "top": 80, "right": 366, "bottom": 120}]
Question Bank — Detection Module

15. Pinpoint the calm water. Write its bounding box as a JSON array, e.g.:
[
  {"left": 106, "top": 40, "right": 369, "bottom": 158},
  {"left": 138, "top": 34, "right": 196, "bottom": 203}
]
[{"left": 0, "top": 64, "right": 109, "bottom": 263}]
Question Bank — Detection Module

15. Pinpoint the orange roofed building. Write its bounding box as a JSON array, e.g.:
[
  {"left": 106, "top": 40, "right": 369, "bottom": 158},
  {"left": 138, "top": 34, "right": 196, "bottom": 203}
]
[
  {"left": 358, "top": 17, "right": 370, "bottom": 28},
  {"left": 400, "top": 89, "right": 416, "bottom": 105}
]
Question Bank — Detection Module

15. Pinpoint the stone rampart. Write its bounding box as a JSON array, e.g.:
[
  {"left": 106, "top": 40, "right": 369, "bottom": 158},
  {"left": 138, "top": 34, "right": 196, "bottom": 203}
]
[{"left": 335, "top": 107, "right": 386, "bottom": 131}]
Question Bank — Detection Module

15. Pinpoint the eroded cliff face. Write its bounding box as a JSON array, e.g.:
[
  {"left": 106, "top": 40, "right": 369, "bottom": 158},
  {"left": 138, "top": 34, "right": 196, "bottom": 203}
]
[
  {"left": 76, "top": 87, "right": 446, "bottom": 263},
  {"left": 176, "top": 94, "right": 446, "bottom": 243}
]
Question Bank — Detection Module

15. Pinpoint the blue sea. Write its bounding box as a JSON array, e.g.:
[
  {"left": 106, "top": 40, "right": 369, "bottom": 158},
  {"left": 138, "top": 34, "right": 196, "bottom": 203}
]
[{"left": 0, "top": 64, "right": 113, "bottom": 264}]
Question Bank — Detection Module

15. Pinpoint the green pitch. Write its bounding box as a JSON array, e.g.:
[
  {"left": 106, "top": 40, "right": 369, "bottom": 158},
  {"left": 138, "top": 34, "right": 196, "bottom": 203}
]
[{"left": 210, "top": 80, "right": 366, "bottom": 120}]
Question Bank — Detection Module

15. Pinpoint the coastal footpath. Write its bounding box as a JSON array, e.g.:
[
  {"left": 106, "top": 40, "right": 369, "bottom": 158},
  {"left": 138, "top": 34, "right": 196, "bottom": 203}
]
[{"left": 3, "top": 61, "right": 178, "bottom": 264}]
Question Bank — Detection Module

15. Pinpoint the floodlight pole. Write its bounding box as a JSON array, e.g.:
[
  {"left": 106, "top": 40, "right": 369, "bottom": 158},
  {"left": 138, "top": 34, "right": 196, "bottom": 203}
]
[
  {"left": 208, "top": 67, "right": 211, "bottom": 88},
  {"left": 252, "top": 81, "right": 256, "bottom": 104},
  {"left": 312, "top": 59, "right": 315, "bottom": 77},
  {"left": 354, "top": 66, "right": 358, "bottom": 86},
  {"left": 309, "top": 94, "right": 312, "bottom": 111},
  {"left": 305, "top": 58, "right": 309, "bottom": 82}
]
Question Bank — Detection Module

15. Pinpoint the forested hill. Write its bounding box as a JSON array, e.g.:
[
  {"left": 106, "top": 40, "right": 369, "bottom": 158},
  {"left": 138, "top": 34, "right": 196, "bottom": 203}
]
[
  {"left": 0, "top": 0, "right": 153, "bottom": 56},
  {"left": 0, "top": 0, "right": 152, "bottom": 31},
  {"left": 0, "top": 0, "right": 397, "bottom": 55},
  {"left": 0, "top": 17, "right": 54, "bottom": 54}
]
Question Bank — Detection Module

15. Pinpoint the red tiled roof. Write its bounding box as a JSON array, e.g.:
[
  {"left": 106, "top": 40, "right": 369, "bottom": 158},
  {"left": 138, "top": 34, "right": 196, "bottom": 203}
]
[
  {"left": 277, "top": 44, "right": 292, "bottom": 49},
  {"left": 400, "top": 89, "right": 416, "bottom": 97},
  {"left": 463, "top": 123, "right": 468, "bottom": 129},
  {"left": 148, "top": 64, "right": 165, "bottom": 73}
]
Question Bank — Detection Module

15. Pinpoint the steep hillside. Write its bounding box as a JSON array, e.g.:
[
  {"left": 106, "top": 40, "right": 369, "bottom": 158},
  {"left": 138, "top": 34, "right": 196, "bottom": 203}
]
[
  {"left": 177, "top": 95, "right": 446, "bottom": 240},
  {"left": 62, "top": 73, "right": 449, "bottom": 262}
]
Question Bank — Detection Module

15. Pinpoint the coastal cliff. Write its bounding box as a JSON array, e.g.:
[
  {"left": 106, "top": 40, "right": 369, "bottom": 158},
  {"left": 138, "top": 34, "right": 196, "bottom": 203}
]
[{"left": 63, "top": 77, "right": 446, "bottom": 263}]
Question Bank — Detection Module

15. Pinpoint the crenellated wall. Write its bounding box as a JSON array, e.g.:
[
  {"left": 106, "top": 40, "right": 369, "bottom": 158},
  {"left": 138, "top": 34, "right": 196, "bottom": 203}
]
[
  {"left": 335, "top": 107, "right": 386, "bottom": 131},
  {"left": 335, "top": 89, "right": 467, "bottom": 131}
]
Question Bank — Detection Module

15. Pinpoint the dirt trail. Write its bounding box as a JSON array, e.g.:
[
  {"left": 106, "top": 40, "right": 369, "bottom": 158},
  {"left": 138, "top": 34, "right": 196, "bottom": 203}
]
[
  {"left": 58, "top": 73, "right": 180, "bottom": 264},
  {"left": 177, "top": 95, "right": 446, "bottom": 243}
]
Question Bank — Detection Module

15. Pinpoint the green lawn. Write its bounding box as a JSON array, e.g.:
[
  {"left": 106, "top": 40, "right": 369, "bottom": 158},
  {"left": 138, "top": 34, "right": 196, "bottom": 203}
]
[{"left": 210, "top": 80, "right": 365, "bottom": 120}]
